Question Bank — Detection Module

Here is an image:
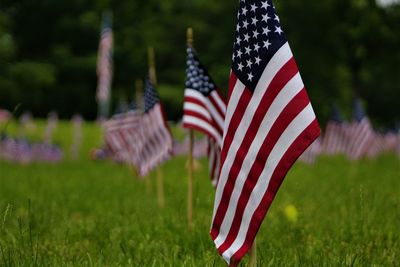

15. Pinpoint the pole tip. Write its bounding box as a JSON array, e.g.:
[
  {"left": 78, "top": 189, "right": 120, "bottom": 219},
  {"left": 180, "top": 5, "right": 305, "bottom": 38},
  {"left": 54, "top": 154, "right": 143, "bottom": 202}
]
[{"left": 187, "top": 27, "right": 193, "bottom": 45}]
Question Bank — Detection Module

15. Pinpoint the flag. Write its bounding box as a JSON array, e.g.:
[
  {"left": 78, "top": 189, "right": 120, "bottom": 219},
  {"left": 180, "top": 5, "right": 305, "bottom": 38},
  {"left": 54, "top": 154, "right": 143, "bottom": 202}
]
[
  {"left": 210, "top": 0, "right": 320, "bottom": 264},
  {"left": 345, "top": 98, "right": 374, "bottom": 160},
  {"left": 132, "top": 78, "right": 173, "bottom": 176},
  {"left": 322, "top": 104, "right": 349, "bottom": 155},
  {"left": 182, "top": 45, "right": 227, "bottom": 185},
  {"left": 299, "top": 137, "right": 322, "bottom": 164},
  {"left": 96, "top": 12, "right": 113, "bottom": 104},
  {"left": 103, "top": 110, "right": 141, "bottom": 163}
]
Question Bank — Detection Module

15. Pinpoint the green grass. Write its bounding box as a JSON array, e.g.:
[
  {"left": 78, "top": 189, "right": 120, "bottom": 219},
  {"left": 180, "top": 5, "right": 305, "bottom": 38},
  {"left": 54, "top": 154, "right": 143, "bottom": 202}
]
[{"left": 0, "top": 122, "right": 399, "bottom": 266}]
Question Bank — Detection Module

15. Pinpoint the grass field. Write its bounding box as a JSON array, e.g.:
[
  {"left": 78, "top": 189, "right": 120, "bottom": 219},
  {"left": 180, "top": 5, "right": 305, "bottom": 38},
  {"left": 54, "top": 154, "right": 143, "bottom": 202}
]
[{"left": 0, "top": 121, "right": 399, "bottom": 266}]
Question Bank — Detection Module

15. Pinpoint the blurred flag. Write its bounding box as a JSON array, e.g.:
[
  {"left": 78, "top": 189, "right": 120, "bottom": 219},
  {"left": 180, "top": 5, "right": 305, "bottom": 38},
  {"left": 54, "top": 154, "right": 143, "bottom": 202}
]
[
  {"left": 299, "top": 137, "right": 322, "bottom": 164},
  {"left": 182, "top": 45, "right": 227, "bottom": 186},
  {"left": 322, "top": 104, "right": 349, "bottom": 155},
  {"left": 43, "top": 112, "right": 58, "bottom": 145},
  {"left": 96, "top": 12, "right": 113, "bottom": 117},
  {"left": 345, "top": 98, "right": 374, "bottom": 160},
  {"left": 366, "top": 131, "right": 399, "bottom": 158},
  {"left": 210, "top": 0, "right": 320, "bottom": 264},
  {"left": 103, "top": 109, "right": 141, "bottom": 163},
  {"left": 133, "top": 78, "right": 173, "bottom": 176}
]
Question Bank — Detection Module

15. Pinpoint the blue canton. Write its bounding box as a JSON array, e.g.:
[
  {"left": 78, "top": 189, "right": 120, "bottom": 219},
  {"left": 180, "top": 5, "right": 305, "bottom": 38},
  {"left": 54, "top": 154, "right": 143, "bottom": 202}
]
[
  {"left": 232, "top": 0, "right": 287, "bottom": 91},
  {"left": 144, "top": 78, "right": 160, "bottom": 113},
  {"left": 186, "top": 46, "right": 217, "bottom": 96}
]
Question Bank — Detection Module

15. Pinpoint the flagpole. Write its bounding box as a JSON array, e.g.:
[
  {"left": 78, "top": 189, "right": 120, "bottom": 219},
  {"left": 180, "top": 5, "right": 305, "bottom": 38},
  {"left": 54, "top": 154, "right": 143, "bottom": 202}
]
[
  {"left": 135, "top": 79, "right": 151, "bottom": 192},
  {"left": 148, "top": 46, "right": 165, "bottom": 209},
  {"left": 248, "top": 239, "right": 257, "bottom": 267},
  {"left": 187, "top": 27, "right": 194, "bottom": 230}
]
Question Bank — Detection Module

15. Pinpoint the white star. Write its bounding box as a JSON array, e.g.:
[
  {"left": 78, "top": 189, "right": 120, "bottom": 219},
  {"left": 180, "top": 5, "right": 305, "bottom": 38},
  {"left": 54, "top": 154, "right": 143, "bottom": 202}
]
[
  {"left": 237, "top": 49, "right": 243, "bottom": 58},
  {"left": 251, "top": 17, "right": 258, "bottom": 25},
  {"left": 232, "top": 53, "right": 236, "bottom": 61},
  {"left": 274, "top": 14, "right": 280, "bottom": 22},
  {"left": 248, "top": 72, "right": 254, "bottom": 81},
  {"left": 242, "top": 7, "right": 248, "bottom": 16},
  {"left": 255, "top": 56, "right": 262, "bottom": 65},
  {"left": 236, "top": 23, "right": 241, "bottom": 32},
  {"left": 246, "top": 59, "right": 253, "bottom": 68},
  {"left": 254, "top": 43, "right": 260, "bottom": 52},
  {"left": 250, "top": 4, "right": 258, "bottom": 12},
  {"left": 262, "top": 14, "right": 271, "bottom": 23},
  {"left": 244, "top": 33, "right": 250, "bottom": 42},
  {"left": 275, "top": 26, "right": 283, "bottom": 35},
  {"left": 262, "top": 27, "right": 271, "bottom": 36},
  {"left": 263, "top": 40, "right": 271, "bottom": 49},
  {"left": 243, "top": 20, "right": 249, "bottom": 29},
  {"left": 261, "top": 1, "right": 270, "bottom": 9},
  {"left": 236, "top": 36, "right": 242, "bottom": 45},
  {"left": 253, "top": 30, "right": 260, "bottom": 38},
  {"left": 245, "top": 46, "right": 251, "bottom": 55},
  {"left": 238, "top": 62, "right": 244, "bottom": 71}
]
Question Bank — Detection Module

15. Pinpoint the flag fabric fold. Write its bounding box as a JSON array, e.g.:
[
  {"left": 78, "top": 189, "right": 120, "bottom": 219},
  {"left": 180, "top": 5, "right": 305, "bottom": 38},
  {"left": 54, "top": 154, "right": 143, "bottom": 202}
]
[
  {"left": 182, "top": 45, "right": 227, "bottom": 186},
  {"left": 210, "top": 0, "right": 320, "bottom": 264}
]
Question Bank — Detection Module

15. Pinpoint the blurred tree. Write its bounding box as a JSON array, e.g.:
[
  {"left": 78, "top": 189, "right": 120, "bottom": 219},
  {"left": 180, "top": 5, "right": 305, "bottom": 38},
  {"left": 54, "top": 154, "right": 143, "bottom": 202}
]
[{"left": 0, "top": 0, "right": 398, "bottom": 126}]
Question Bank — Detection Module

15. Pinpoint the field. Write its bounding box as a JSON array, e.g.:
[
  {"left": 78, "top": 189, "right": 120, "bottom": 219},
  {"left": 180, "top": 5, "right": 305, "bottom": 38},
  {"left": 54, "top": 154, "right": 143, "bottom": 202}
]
[{"left": 0, "top": 121, "right": 399, "bottom": 266}]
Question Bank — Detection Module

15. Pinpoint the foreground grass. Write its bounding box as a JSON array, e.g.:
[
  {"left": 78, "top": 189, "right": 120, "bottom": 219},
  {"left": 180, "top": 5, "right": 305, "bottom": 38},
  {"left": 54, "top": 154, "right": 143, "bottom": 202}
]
[{"left": 0, "top": 122, "right": 399, "bottom": 266}]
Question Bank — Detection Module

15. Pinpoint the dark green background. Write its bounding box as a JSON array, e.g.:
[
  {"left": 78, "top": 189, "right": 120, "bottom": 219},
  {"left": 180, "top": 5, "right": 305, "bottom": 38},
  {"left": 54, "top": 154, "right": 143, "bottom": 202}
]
[{"left": 0, "top": 0, "right": 399, "bottom": 127}]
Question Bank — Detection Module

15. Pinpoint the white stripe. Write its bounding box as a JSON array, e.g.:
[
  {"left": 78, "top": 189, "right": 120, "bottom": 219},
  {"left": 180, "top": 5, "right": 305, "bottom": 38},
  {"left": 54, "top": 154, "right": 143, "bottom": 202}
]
[
  {"left": 205, "top": 100, "right": 225, "bottom": 131},
  {"left": 184, "top": 117, "right": 222, "bottom": 146},
  {"left": 212, "top": 42, "right": 293, "bottom": 223},
  {"left": 183, "top": 102, "right": 212, "bottom": 121},
  {"left": 210, "top": 91, "right": 227, "bottom": 116},
  {"left": 221, "top": 80, "right": 245, "bottom": 144},
  {"left": 214, "top": 72, "right": 303, "bottom": 248},
  {"left": 221, "top": 104, "right": 316, "bottom": 263},
  {"left": 185, "top": 88, "right": 225, "bottom": 128}
]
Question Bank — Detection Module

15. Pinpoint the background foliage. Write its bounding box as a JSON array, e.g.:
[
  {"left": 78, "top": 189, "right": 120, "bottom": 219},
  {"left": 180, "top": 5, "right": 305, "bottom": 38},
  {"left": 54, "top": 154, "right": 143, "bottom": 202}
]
[{"left": 0, "top": 0, "right": 399, "bottom": 126}]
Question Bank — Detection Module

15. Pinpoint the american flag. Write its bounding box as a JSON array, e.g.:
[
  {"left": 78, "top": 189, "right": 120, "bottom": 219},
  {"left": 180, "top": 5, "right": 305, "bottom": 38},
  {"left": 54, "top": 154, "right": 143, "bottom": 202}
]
[
  {"left": 345, "top": 98, "right": 374, "bottom": 160},
  {"left": 210, "top": 0, "right": 320, "bottom": 264},
  {"left": 103, "top": 110, "right": 141, "bottom": 164},
  {"left": 322, "top": 104, "right": 349, "bottom": 155},
  {"left": 299, "top": 137, "right": 322, "bottom": 164},
  {"left": 132, "top": 78, "right": 173, "bottom": 177},
  {"left": 182, "top": 45, "right": 227, "bottom": 186},
  {"left": 96, "top": 13, "right": 113, "bottom": 103}
]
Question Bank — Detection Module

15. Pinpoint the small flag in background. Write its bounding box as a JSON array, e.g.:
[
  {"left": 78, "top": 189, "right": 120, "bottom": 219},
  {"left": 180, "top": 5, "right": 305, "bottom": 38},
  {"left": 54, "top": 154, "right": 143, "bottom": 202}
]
[
  {"left": 103, "top": 109, "right": 141, "bottom": 164},
  {"left": 133, "top": 78, "right": 173, "bottom": 176},
  {"left": 96, "top": 12, "right": 113, "bottom": 105},
  {"left": 182, "top": 45, "right": 227, "bottom": 186},
  {"left": 299, "top": 137, "right": 322, "bottom": 164},
  {"left": 43, "top": 112, "right": 58, "bottom": 145},
  {"left": 345, "top": 98, "right": 374, "bottom": 160},
  {"left": 322, "top": 104, "right": 349, "bottom": 155},
  {"left": 210, "top": 0, "right": 320, "bottom": 264}
]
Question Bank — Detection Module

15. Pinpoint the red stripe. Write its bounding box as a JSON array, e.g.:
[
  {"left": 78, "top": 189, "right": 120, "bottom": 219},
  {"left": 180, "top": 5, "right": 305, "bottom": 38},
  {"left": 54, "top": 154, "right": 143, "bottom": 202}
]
[
  {"left": 217, "top": 89, "right": 310, "bottom": 254},
  {"left": 219, "top": 87, "right": 252, "bottom": 170},
  {"left": 208, "top": 92, "right": 226, "bottom": 119},
  {"left": 231, "top": 119, "right": 320, "bottom": 263},
  {"left": 212, "top": 58, "right": 298, "bottom": 238},
  {"left": 183, "top": 111, "right": 224, "bottom": 137},
  {"left": 227, "top": 74, "right": 238, "bottom": 102},
  {"left": 184, "top": 96, "right": 208, "bottom": 110}
]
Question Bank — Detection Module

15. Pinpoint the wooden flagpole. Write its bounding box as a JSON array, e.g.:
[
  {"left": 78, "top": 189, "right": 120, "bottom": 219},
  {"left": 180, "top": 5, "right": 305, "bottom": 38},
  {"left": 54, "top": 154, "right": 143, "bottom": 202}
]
[
  {"left": 248, "top": 239, "right": 257, "bottom": 267},
  {"left": 187, "top": 27, "right": 194, "bottom": 230},
  {"left": 148, "top": 46, "right": 165, "bottom": 209},
  {"left": 135, "top": 79, "right": 151, "bottom": 192}
]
